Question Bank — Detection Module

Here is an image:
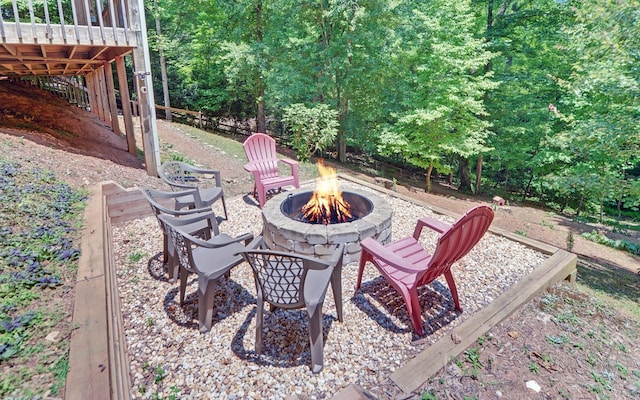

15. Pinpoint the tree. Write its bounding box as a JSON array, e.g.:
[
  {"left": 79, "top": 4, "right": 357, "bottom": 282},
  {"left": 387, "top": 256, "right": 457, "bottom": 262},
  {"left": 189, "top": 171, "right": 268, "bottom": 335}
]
[
  {"left": 281, "top": 103, "right": 338, "bottom": 162},
  {"left": 477, "top": 0, "right": 576, "bottom": 200},
  {"left": 378, "top": 0, "right": 496, "bottom": 192},
  {"left": 266, "top": 0, "right": 399, "bottom": 161},
  {"left": 552, "top": 0, "right": 640, "bottom": 220}
]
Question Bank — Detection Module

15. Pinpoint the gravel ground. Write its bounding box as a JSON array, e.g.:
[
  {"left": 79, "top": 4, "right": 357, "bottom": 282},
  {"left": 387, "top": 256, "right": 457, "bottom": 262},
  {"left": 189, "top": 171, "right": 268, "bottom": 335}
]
[{"left": 112, "top": 180, "right": 546, "bottom": 400}]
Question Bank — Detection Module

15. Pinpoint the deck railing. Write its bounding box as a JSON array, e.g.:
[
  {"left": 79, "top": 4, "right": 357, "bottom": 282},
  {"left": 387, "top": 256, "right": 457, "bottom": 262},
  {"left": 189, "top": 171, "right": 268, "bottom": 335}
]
[{"left": 0, "top": 0, "right": 132, "bottom": 45}]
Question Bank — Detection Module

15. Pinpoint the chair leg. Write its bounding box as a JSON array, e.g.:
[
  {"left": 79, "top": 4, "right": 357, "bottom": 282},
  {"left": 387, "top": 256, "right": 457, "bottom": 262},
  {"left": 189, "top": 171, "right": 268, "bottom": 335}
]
[
  {"left": 166, "top": 235, "right": 179, "bottom": 283},
  {"left": 330, "top": 265, "right": 343, "bottom": 322},
  {"left": 220, "top": 195, "right": 229, "bottom": 221},
  {"left": 162, "top": 233, "right": 169, "bottom": 264},
  {"left": 198, "top": 279, "right": 217, "bottom": 333},
  {"left": 307, "top": 302, "right": 325, "bottom": 374},
  {"left": 258, "top": 188, "right": 266, "bottom": 208},
  {"left": 444, "top": 270, "right": 463, "bottom": 312},
  {"left": 354, "top": 251, "right": 370, "bottom": 290},
  {"left": 167, "top": 255, "right": 179, "bottom": 283},
  {"left": 405, "top": 288, "right": 424, "bottom": 336},
  {"left": 255, "top": 299, "right": 265, "bottom": 354},
  {"left": 179, "top": 267, "right": 189, "bottom": 306}
]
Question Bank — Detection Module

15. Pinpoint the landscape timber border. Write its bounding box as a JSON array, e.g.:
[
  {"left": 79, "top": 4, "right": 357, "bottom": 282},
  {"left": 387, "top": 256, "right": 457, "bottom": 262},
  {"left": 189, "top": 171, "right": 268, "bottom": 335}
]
[{"left": 65, "top": 174, "right": 577, "bottom": 399}]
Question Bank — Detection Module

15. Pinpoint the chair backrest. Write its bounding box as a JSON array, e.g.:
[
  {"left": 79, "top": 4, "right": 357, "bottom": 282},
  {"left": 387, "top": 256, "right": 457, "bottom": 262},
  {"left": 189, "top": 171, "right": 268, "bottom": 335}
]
[
  {"left": 423, "top": 205, "right": 494, "bottom": 282},
  {"left": 157, "top": 214, "right": 196, "bottom": 274},
  {"left": 157, "top": 212, "right": 218, "bottom": 274},
  {"left": 243, "top": 133, "right": 280, "bottom": 179},
  {"left": 141, "top": 187, "right": 204, "bottom": 215},
  {"left": 243, "top": 251, "right": 308, "bottom": 308},
  {"left": 159, "top": 161, "right": 200, "bottom": 190}
]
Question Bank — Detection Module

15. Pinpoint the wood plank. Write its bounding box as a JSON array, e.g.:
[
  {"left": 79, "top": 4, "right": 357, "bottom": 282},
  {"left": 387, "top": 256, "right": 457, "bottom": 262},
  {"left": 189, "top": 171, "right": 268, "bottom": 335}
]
[
  {"left": 66, "top": 186, "right": 110, "bottom": 400},
  {"left": 390, "top": 250, "right": 577, "bottom": 393},
  {"left": 74, "top": 185, "right": 106, "bottom": 280},
  {"left": 65, "top": 277, "right": 110, "bottom": 400},
  {"left": 115, "top": 55, "right": 137, "bottom": 155},
  {"left": 105, "top": 61, "right": 122, "bottom": 135},
  {"left": 103, "top": 195, "right": 132, "bottom": 400}
]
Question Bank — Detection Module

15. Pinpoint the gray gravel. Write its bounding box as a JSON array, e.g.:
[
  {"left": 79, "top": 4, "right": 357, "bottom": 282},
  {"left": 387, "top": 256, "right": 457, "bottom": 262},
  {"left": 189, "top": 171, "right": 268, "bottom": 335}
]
[{"left": 112, "top": 180, "right": 546, "bottom": 399}]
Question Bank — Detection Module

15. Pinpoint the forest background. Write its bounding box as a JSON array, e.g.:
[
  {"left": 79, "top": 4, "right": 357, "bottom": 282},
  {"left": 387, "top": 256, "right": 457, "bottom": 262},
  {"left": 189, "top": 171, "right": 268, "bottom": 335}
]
[{"left": 142, "top": 0, "right": 640, "bottom": 226}]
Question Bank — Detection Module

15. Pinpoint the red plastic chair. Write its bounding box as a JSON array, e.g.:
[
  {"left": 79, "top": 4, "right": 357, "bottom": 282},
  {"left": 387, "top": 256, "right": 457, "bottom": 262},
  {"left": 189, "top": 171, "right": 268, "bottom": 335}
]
[
  {"left": 242, "top": 132, "right": 300, "bottom": 207},
  {"left": 355, "top": 205, "right": 494, "bottom": 336}
]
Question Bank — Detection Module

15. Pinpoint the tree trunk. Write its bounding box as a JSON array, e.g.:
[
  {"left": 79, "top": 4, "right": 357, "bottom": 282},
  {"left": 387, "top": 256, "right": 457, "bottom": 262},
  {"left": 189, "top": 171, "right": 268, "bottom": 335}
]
[
  {"left": 337, "top": 96, "right": 348, "bottom": 163},
  {"left": 458, "top": 156, "right": 472, "bottom": 193},
  {"left": 475, "top": 155, "right": 483, "bottom": 194},
  {"left": 576, "top": 195, "right": 584, "bottom": 217},
  {"left": 522, "top": 171, "right": 534, "bottom": 202},
  {"left": 426, "top": 161, "right": 433, "bottom": 192}
]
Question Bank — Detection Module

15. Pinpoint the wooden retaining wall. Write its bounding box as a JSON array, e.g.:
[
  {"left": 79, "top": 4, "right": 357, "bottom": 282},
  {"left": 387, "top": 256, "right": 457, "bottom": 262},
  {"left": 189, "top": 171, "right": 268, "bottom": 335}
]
[{"left": 65, "top": 177, "right": 577, "bottom": 398}]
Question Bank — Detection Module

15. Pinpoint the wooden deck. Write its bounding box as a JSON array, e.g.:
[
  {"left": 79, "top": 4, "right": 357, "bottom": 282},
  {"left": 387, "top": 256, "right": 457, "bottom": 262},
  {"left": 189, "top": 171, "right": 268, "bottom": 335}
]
[
  {"left": 66, "top": 177, "right": 577, "bottom": 399},
  {"left": 1, "top": 0, "right": 136, "bottom": 76}
]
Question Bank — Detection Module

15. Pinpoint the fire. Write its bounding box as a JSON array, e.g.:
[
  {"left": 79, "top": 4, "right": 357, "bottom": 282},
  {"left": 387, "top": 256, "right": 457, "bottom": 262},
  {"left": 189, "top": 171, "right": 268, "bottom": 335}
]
[{"left": 302, "top": 159, "right": 352, "bottom": 224}]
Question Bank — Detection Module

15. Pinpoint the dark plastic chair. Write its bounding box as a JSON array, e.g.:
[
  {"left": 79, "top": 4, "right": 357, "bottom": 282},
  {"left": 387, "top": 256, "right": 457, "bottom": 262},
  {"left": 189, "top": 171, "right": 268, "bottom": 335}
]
[
  {"left": 238, "top": 238, "right": 344, "bottom": 373},
  {"left": 141, "top": 187, "right": 214, "bottom": 282},
  {"left": 159, "top": 161, "right": 228, "bottom": 219},
  {"left": 356, "top": 205, "right": 494, "bottom": 336},
  {"left": 242, "top": 133, "right": 300, "bottom": 208},
  {"left": 158, "top": 212, "right": 259, "bottom": 333}
]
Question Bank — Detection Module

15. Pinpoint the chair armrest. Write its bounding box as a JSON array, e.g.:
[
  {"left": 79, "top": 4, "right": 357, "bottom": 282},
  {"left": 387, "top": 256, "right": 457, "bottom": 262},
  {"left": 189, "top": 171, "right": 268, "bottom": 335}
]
[
  {"left": 190, "top": 167, "right": 222, "bottom": 187},
  {"left": 280, "top": 158, "right": 298, "bottom": 167},
  {"left": 243, "top": 162, "right": 258, "bottom": 173},
  {"left": 244, "top": 235, "right": 264, "bottom": 249},
  {"left": 183, "top": 230, "right": 254, "bottom": 249},
  {"left": 360, "top": 238, "right": 416, "bottom": 274},
  {"left": 413, "top": 217, "right": 451, "bottom": 240}
]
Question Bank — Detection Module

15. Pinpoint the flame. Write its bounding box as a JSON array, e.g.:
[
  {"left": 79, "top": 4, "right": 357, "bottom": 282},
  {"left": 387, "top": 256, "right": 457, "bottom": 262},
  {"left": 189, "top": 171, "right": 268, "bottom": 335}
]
[{"left": 302, "top": 159, "right": 352, "bottom": 224}]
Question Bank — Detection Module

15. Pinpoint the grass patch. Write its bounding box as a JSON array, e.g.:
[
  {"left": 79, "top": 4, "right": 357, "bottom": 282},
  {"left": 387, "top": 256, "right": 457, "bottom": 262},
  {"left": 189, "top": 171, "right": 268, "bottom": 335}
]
[{"left": 168, "top": 123, "right": 319, "bottom": 181}]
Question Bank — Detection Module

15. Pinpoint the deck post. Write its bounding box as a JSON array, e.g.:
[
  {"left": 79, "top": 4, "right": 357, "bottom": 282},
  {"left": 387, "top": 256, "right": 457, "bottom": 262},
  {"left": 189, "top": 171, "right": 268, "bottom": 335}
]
[
  {"left": 104, "top": 62, "right": 122, "bottom": 136},
  {"left": 115, "top": 55, "right": 137, "bottom": 154},
  {"left": 130, "top": 0, "right": 160, "bottom": 176},
  {"left": 86, "top": 72, "right": 97, "bottom": 115},
  {"left": 95, "top": 66, "right": 107, "bottom": 122}
]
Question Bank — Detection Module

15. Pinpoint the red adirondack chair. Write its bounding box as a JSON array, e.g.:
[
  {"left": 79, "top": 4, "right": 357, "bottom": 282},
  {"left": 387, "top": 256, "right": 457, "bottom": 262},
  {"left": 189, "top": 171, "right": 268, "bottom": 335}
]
[
  {"left": 355, "top": 205, "right": 495, "bottom": 336},
  {"left": 243, "top": 132, "right": 300, "bottom": 207}
]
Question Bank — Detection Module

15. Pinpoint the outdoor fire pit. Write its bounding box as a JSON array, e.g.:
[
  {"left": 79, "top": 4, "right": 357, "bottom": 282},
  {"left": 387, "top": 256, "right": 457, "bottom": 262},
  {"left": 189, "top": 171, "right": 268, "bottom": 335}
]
[{"left": 261, "top": 162, "right": 392, "bottom": 264}]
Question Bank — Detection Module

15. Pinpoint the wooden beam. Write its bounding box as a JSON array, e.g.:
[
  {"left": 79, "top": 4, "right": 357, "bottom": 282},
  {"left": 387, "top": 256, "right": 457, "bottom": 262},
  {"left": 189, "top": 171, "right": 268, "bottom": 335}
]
[
  {"left": 115, "top": 55, "right": 137, "bottom": 155},
  {"left": 95, "top": 66, "right": 107, "bottom": 122},
  {"left": 65, "top": 185, "right": 110, "bottom": 400},
  {"left": 130, "top": 0, "right": 160, "bottom": 177},
  {"left": 104, "top": 61, "right": 121, "bottom": 135},
  {"left": 85, "top": 72, "right": 97, "bottom": 116}
]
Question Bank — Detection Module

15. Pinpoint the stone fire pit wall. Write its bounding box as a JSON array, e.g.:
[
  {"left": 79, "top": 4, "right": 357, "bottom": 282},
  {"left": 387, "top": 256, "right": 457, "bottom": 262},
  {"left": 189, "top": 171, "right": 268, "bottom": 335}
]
[{"left": 262, "top": 187, "right": 393, "bottom": 264}]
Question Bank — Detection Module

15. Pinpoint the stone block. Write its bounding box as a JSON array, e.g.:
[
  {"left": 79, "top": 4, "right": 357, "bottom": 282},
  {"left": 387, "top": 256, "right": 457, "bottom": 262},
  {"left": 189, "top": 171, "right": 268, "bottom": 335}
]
[
  {"left": 376, "top": 227, "right": 392, "bottom": 244},
  {"left": 305, "top": 225, "right": 328, "bottom": 245},
  {"left": 294, "top": 241, "right": 316, "bottom": 255},
  {"left": 327, "top": 224, "right": 360, "bottom": 244}
]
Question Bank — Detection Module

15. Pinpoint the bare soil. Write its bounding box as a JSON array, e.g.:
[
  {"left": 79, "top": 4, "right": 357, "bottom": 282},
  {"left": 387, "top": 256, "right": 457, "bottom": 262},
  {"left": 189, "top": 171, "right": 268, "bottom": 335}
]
[{"left": 1, "top": 80, "right": 639, "bottom": 399}]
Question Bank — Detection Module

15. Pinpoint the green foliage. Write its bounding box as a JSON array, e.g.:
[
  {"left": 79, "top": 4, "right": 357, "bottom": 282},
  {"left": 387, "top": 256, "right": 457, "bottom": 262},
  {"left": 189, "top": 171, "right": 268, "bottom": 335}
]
[
  {"left": 581, "top": 230, "right": 640, "bottom": 256},
  {"left": 0, "top": 157, "right": 86, "bottom": 397},
  {"left": 377, "top": 0, "right": 496, "bottom": 188},
  {"left": 146, "top": 0, "right": 640, "bottom": 226},
  {"left": 282, "top": 103, "right": 339, "bottom": 162}
]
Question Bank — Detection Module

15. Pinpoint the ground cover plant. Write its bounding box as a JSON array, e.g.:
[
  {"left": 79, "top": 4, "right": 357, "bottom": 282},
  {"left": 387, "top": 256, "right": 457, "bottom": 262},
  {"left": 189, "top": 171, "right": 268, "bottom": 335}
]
[
  {"left": 0, "top": 156, "right": 86, "bottom": 398},
  {"left": 422, "top": 280, "right": 640, "bottom": 399}
]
